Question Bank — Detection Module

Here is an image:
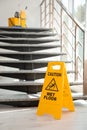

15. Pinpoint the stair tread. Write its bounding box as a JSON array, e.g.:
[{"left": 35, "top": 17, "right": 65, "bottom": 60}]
[
  {"left": 0, "top": 37, "right": 59, "bottom": 42},
  {"left": 0, "top": 27, "right": 53, "bottom": 32},
  {"left": 0, "top": 70, "right": 45, "bottom": 74},
  {"left": 0, "top": 94, "right": 86, "bottom": 102},
  {"left": 0, "top": 81, "right": 82, "bottom": 86},
  {"left": 0, "top": 93, "right": 40, "bottom": 102},
  {"left": 70, "top": 81, "right": 83, "bottom": 86},
  {"left": 0, "top": 70, "right": 75, "bottom": 74},
  {"left": 0, "top": 31, "right": 57, "bottom": 36},
  {"left": 0, "top": 43, "right": 61, "bottom": 47},
  {"left": 0, "top": 81, "right": 42, "bottom": 86},
  {"left": 0, "top": 51, "right": 66, "bottom": 55},
  {"left": 0, "top": 60, "right": 72, "bottom": 63},
  {"left": 0, "top": 97, "right": 39, "bottom": 102},
  {"left": 0, "top": 92, "right": 86, "bottom": 102}
]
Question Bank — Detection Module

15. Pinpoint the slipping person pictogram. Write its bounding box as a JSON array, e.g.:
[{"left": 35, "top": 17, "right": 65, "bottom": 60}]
[{"left": 45, "top": 78, "right": 58, "bottom": 92}]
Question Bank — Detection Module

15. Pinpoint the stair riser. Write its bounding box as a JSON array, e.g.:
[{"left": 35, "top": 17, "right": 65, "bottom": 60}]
[
  {"left": 0, "top": 33, "right": 56, "bottom": 38},
  {"left": 0, "top": 54, "right": 60, "bottom": 60},
  {"left": 0, "top": 27, "right": 53, "bottom": 32},
  {"left": 0, "top": 85, "right": 42, "bottom": 93},
  {"left": 0, "top": 73, "right": 45, "bottom": 80},
  {"left": 0, "top": 46, "right": 58, "bottom": 51},
  {"left": 0, "top": 39, "right": 59, "bottom": 44},
  {"left": 0, "top": 63, "right": 47, "bottom": 69}
]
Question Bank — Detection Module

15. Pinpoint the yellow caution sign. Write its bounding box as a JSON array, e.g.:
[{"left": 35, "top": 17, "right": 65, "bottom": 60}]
[{"left": 37, "top": 62, "right": 75, "bottom": 119}]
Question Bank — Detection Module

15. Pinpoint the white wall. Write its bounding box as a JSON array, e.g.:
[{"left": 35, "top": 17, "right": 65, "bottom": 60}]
[{"left": 0, "top": 0, "right": 41, "bottom": 27}]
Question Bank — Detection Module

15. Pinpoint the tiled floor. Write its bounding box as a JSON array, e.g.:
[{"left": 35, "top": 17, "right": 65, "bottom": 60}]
[{"left": 0, "top": 100, "right": 87, "bottom": 130}]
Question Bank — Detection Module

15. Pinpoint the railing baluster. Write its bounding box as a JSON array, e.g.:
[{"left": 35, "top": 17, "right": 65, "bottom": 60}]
[
  {"left": 52, "top": 0, "right": 54, "bottom": 28},
  {"left": 60, "top": 7, "right": 63, "bottom": 52},
  {"left": 40, "top": 5, "right": 42, "bottom": 27},
  {"left": 44, "top": 0, "right": 46, "bottom": 27},
  {"left": 75, "top": 25, "right": 78, "bottom": 80},
  {"left": 49, "top": 0, "right": 51, "bottom": 28}
]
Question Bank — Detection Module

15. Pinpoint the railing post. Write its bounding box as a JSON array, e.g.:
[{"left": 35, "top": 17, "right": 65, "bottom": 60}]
[
  {"left": 40, "top": 5, "right": 42, "bottom": 27},
  {"left": 49, "top": 0, "right": 51, "bottom": 28},
  {"left": 83, "top": 0, "right": 87, "bottom": 95},
  {"left": 74, "top": 25, "right": 78, "bottom": 80},
  {"left": 83, "top": 31, "right": 87, "bottom": 95},
  {"left": 44, "top": 0, "right": 46, "bottom": 27},
  {"left": 52, "top": 0, "right": 54, "bottom": 29},
  {"left": 60, "top": 7, "right": 63, "bottom": 52}
]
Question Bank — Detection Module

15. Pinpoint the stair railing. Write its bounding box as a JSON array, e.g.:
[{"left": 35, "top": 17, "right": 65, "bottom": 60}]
[{"left": 40, "top": 0, "right": 85, "bottom": 83}]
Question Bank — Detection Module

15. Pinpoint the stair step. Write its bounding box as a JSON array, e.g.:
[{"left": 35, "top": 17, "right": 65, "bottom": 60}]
[
  {"left": 0, "top": 96, "right": 39, "bottom": 103},
  {"left": 0, "top": 52, "right": 64, "bottom": 54},
  {"left": 0, "top": 60, "right": 72, "bottom": 69},
  {"left": 0, "top": 52, "right": 65, "bottom": 55},
  {"left": 0, "top": 60, "right": 71, "bottom": 63},
  {"left": 70, "top": 82, "right": 83, "bottom": 86},
  {"left": 1, "top": 94, "right": 86, "bottom": 105},
  {"left": 0, "top": 81, "right": 42, "bottom": 86},
  {"left": 0, "top": 52, "right": 66, "bottom": 60},
  {"left": 0, "top": 70, "right": 75, "bottom": 80},
  {"left": 0, "top": 70, "right": 75, "bottom": 74},
  {"left": 0, "top": 43, "right": 60, "bottom": 47},
  {"left": 0, "top": 70, "right": 45, "bottom": 80},
  {"left": 0, "top": 81, "right": 82, "bottom": 94},
  {"left": 0, "top": 32, "right": 57, "bottom": 38},
  {"left": 0, "top": 43, "right": 61, "bottom": 51},
  {"left": 0, "top": 81, "right": 42, "bottom": 93},
  {"left": 0, "top": 93, "right": 87, "bottom": 107},
  {"left": 0, "top": 38, "right": 59, "bottom": 44},
  {"left": 0, "top": 27, "right": 53, "bottom": 32},
  {"left": 0, "top": 88, "right": 40, "bottom": 105}
]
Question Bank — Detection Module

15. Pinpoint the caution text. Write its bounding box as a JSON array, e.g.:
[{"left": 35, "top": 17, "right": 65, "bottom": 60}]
[
  {"left": 43, "top": 92, "right": 57, "bottom": 101},
  {"left": 48, "top": 72, "right": 61, "bottom": 77}
]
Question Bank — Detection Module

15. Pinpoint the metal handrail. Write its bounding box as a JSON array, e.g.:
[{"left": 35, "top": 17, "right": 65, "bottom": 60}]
[
  {"left": 56, "top": 0, "right": 85, "bottom": 32},
  {"left": 40, "top": 0, "right": 85, "bottom": 85}
]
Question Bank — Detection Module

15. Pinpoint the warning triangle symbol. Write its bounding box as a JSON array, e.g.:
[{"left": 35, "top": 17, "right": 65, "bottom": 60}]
[{"left": 45, "top": 78, "right": 58, "bottom": 92}]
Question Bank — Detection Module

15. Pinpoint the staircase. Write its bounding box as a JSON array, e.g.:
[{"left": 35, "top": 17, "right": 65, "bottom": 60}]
[
  {"left": 0, "top": 0, "right": 86, "bottom": 105},
  {"left": 0, "top": 26, "right": 76, "bottom": 106}
]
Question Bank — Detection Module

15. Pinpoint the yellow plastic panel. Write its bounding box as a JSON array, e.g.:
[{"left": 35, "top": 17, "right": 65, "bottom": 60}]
[{"left": 37, "top": 62, "right": 75, "bottom": 120}]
